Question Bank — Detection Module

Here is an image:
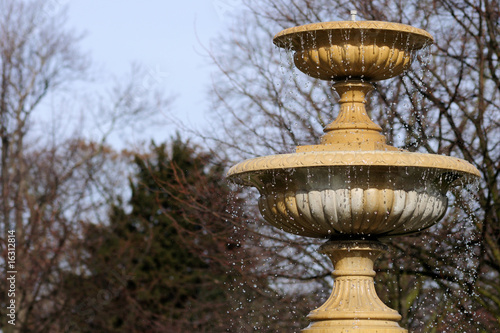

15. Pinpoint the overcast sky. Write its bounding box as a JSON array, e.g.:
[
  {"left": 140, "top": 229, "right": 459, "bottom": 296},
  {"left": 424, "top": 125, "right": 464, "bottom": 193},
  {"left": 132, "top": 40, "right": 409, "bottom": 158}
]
[{"left": 65, "top": 0, "right": 242, "bottom": 145}]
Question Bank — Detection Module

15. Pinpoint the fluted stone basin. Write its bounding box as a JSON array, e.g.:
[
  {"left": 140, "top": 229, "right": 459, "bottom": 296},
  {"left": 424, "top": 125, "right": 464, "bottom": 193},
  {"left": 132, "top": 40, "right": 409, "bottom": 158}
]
[
  {"left": 228, "top": 151, "right": 479, "bottom": 238},
  {"left": 273, "top": 21, "right": 434, "bottom": 81}
]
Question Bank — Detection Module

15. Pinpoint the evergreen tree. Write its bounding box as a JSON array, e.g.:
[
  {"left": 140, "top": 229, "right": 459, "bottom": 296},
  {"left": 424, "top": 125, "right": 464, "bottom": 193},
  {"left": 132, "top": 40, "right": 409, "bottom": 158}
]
[{"left": 60, "top": 136, "right": 250, "bottom": 332}]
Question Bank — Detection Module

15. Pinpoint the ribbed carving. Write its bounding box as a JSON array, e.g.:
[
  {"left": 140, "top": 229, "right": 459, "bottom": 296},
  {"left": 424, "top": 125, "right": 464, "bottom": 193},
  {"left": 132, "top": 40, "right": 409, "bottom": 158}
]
[
  {"left": 258, "top": 186, "right": 447, "bottom": 238},
  {"left": 294, "top": 44, "right": 412, "bottom": 80}
]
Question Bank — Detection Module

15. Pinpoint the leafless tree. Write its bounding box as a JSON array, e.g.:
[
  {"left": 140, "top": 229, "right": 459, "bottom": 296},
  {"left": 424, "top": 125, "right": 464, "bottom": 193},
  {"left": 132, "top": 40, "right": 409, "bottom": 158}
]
[{"left": 0, "top": 1, "right": 172, "bottom": 332}]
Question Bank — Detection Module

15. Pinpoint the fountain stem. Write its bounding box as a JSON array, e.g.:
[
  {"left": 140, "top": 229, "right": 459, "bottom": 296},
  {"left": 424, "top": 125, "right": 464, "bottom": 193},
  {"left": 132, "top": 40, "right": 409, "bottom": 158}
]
[
  {"left": 303, "top": 240, "right": 407, "bottom": 332},
  {"left": 326, "top": 82, "right": 380, "bottom": 132},
  {"left": 297, "top": 81, "right": 398, "bottom": 152}
]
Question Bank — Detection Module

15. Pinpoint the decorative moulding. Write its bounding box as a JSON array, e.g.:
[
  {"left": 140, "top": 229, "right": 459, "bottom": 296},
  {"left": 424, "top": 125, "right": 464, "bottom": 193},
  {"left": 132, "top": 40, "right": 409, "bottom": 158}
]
[{"left": 228, "top": 150, "right": 480, "bottom": 181}]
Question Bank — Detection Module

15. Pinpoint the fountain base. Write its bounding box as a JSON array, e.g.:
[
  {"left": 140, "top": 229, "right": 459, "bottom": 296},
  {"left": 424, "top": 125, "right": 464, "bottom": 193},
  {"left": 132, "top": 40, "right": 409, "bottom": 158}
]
[
  {"left": 303, "top": 240, "right": 407, "bottom": 333},
  {"left": 303, "top": 320, "right": 406, "bottom": 332}
]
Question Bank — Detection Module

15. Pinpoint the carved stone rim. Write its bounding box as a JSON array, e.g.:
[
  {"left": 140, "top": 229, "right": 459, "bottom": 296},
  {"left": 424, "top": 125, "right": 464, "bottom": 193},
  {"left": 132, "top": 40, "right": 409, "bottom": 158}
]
[
  {"left": 273, "top": 20, "right": 434, "bottom": 49},
  {"left": 227, "top": 151, "right": 480, "bottom": 179}
]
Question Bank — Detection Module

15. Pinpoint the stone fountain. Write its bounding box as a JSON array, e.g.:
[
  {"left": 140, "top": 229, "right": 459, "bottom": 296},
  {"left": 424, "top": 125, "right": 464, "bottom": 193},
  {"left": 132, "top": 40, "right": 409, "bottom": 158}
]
[{"left": 227, "top": 18, "right": 480, "bottom": 332}]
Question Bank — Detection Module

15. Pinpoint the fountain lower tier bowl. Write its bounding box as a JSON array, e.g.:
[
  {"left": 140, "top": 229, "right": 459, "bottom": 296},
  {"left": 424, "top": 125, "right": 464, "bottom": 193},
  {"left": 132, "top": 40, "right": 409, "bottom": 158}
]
[
  {"left": 273, "top": 21, "right": 434, "bottom": 81},
  {"left": 228, "top": 151, "right": 479, "bottom": 238}
]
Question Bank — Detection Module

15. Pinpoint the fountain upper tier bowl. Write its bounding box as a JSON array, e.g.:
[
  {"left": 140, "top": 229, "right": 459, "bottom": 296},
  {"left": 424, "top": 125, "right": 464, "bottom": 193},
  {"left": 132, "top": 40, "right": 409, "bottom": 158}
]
[{"left": 273, "top": 21, "right": 434, "bottom": 81}]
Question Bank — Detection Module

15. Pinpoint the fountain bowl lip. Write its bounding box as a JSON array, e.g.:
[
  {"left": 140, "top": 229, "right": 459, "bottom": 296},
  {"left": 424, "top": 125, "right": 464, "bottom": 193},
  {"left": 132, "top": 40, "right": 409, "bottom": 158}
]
[
  {"left": 273, "top": 20, "right": 434, "bottom": 50},
  {"left": 227, "top": 150, "right": 480, "bottom": 183}
]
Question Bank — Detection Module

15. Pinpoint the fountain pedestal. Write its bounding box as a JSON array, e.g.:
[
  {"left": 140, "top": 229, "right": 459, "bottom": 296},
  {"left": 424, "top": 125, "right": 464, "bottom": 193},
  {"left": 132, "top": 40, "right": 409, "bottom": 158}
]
[{"left": 304, "top": 240, "right": 406, "bottom": 332}]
